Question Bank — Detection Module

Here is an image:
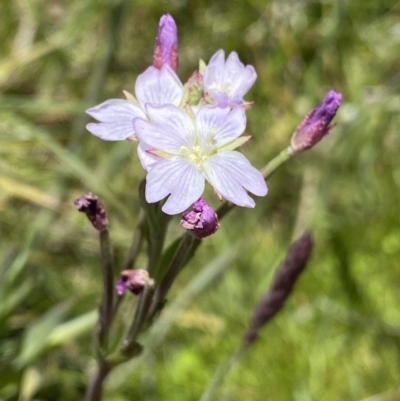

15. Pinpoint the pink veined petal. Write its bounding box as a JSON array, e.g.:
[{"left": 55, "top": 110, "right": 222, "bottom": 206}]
[
  {"left": 135, "top": 66, "right": 183, "bottom": 109},
  {"left": 86, "top": 99, "right": 143, "bottom": 122},
  {"left": 133, "top": 114, "right": 189, "bottom": 154},
  {"left": 204, "top": 50, "right": 257, "bottom": 107},
  {"left": 231, "top": 65, "right": 257, "bottom": 100},
  {"left": 145, "top": 104, "right": 195, "bottom": 147},
  {"left": 145, "top": 158, "right": 205, "bottom": 215},
  {"left": 204, "top": 151, "right": 267, "bottom": 207},
  {"left": 196, "top": 106, "right": 246, "bottom": 146},
  {"left": 86, "top": 99, "right": 145, "bottom": 140},
  {"left": 225, "top": 52, "right": 246, "bottom": 86},
  {"left": 204, "top": 50, "right": 226, "bottom": 89},
  {"left": 137, "top": 142, "right": 161, "bottom": 172},
  {"left": 86, "top": 122, "right": 131, "bottom": 141}
]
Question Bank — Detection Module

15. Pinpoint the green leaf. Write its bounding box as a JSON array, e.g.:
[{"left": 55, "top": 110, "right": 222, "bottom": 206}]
[
  {"left": 14, "top": 303, "right": 71, "bottom": 368},
  {"left": 18, "top": 367, "right": 41, "bottom": 401},
  {"left": 46, "top": 310, "right": 97, "bottom": 347}
]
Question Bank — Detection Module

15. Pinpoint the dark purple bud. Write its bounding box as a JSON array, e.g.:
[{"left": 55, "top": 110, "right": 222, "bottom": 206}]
[
  {"left": 244, "top": 231, "right": 313, "bottom": 347},
  {"left": 290, "top": 90, "right": 342, "bottom": 153},
  {"left": 74, "top": 193, "right": 108, "bottom": 231},
  {"left": 116, "top": 269, "right": 150, "bottom": 296},
  {"left": 180, "top": 198, "right": 219, "bottom": 239},
  {"left": 153, "top": 14, "right": 178, "bottom": 71}
]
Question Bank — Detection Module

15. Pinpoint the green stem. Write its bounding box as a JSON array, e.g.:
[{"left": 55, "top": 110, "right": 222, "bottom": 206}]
[
  {"left": 260, "top": 146, "right": 293, "bottom": 178},
  {"left": 148, "top": 234, "right": 197, "bottom": 319},
  {"left": 98, "top": 230, "right": 115, "bottom": 351},
  {"left": 121, "top": 280, "right": 155, "bottom": 355},
  {"left": 199, "top": 346, "right": 247, "bottom": 401},
  {"left": 139, "top": 179, "right": 172, "bottom": 279},
  {"left": 83, "top": 363, "right": 111, "bottom": 401},
  {"left": 122, "top": 208, "right": 146, "bottom": 271},
  {"left": 147, "top": 220, "right": 169, "bottom": 279}
]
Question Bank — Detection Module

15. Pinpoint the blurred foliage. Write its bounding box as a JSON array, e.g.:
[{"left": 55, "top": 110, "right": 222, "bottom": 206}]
[{"left": 0, "top": 0, "right": 400, "bottom": 400}]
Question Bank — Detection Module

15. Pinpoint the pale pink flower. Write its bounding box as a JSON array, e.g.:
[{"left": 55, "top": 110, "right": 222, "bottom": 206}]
[
  {"left": 86, "top": 66, "right": 183, "bottom": 142},
  {"left": 203, "top": 50, "right": 257, "bottom": 107},
  {"left": 133, "top": 104, "right": 267, "bottom": 215}
]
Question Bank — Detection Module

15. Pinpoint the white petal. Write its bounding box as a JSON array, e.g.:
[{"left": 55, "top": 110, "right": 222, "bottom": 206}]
[
  {"left": 142, "top": 104, "right": 194, "bottom": 147},
  {"left": 86, "top": 99, "right": 145, "bottom": 140},
  {"left": 135, "top": 66, "right": 183, "bottom": 109},
  {"left": 196, "top": 106, "right": 246, "bottom": 146},
  {"left": 231, "top": 65, "right": 257, "bottom": 100},
  {"left": 204, "top": 49, "right": 225, "bottom": 90},
  {"left": 133, "top": 106, "right": 192, "bottom": 155},
  {"left": 145, "top": 158, "right": 205, "bottom": 215},
  {"left": 204, "top": 151, "right": 267, "bottom": 207},
  {"left": 137, "top": 142, "right": 161, "bottom": 172},
  {"left": 207, "top": 90, "right": 230, "bottom": 107},
  {"left": 225, "top": 52, "right": 246, "bottom": 85}
]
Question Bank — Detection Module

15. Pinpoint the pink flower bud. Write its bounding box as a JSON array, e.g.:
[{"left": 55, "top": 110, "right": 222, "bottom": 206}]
[
  {"left": 74, "top": 193, "right": 108, "bottom": 232},
  {"left": 290, "top": 90, "right": 342, "bottom": 153},
  {"left": 180, "top": 198, "right": 219, "bottom": 238},
  {"left": 116, "top": 269, "right": 149, "bottom": 295},
  {"left": 153, "top": 14, "right": 178, "bottom": 71}
]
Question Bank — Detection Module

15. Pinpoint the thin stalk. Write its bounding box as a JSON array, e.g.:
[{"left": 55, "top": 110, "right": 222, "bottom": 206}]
[
  {"left": 84, "top": 363, "right": 111, "bottom": 401},
  {"left": 199, "top": 346, "right": 247, "bottom": 401},
  {"left": 122, "top": 208, "right": 146, "bottom": 271},
  {"left": 98, "top": 230, "right": 115, "bottom": 350},
  {"left": 139, "top": 179, "right": 172, "bottom": 278},
  {"left": 148, "top": 234, "right": 196, "bottom": 319},
  {"left": 109, "top": 295, "right": 123, "bottom": 326},
  {"left": 260, "top": 146, "right": 293, "bottom": 177},
  {"left": 147, "top": 220, "right": 169, "bottom": 279},
  {"left": 121, "top": 280, "right": 155, "bottom": 355}
]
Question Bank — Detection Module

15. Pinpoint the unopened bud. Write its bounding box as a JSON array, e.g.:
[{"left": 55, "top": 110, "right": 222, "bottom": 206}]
[
  {"left": 180, "top": 198, "right": 219, "bottom": 238},
  {"left": 185, "top": 70, "right": 204, "bottom": 105},
  {"left": 116, "top": 269, "right": 149, "bottom": 295},
  {"left": 244, "top": 231, "right": 313, "bottom": 347},
  {"left": 74, "top": 193, "right": 108, "bottom": 231},
  {"left": 290, "top": 90, "right": 342, "bottom": 153},
  {"left": 153, "top": 14, "right": 178, "bottom": 71}
]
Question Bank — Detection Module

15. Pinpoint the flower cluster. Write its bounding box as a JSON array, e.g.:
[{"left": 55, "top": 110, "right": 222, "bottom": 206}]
[{"left": 86, "top": 14, "right": 268, "bottom": 215}]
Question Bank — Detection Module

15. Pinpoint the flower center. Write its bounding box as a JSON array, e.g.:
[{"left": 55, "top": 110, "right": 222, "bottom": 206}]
[
  {"left": 211, "top": 79, "right": 232, "bottom": 96},
  {"left": 179, "top": 128, "right": 218, "bottom": 168},
  {"left": 180, "top": 145, "right": 209, "bottom": 167}
]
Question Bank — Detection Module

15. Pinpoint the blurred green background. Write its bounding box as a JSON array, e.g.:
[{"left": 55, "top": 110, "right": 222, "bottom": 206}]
[{"left": 1, "top": 0, "right": 400, "bottom": 400}]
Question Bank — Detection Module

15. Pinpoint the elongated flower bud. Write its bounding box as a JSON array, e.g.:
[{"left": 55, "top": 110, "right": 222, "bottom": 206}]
[
  {"left": 290, "top": 90, "right": 342, "bottom": 153},
  {"left": 244, "top": 231, "right": 313, "bottom": 347},
  {"left": 180, "top": 198, "right": 219, "bottom": 238},
  {"left": 153, "top": 14, "right": 178, "bottom": 71},
  {"left": 74, "top": 193, "right": 108, "bottom": 232},
  {"left": 116, "top": 269, "right": 150, "bottom": 295}
]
